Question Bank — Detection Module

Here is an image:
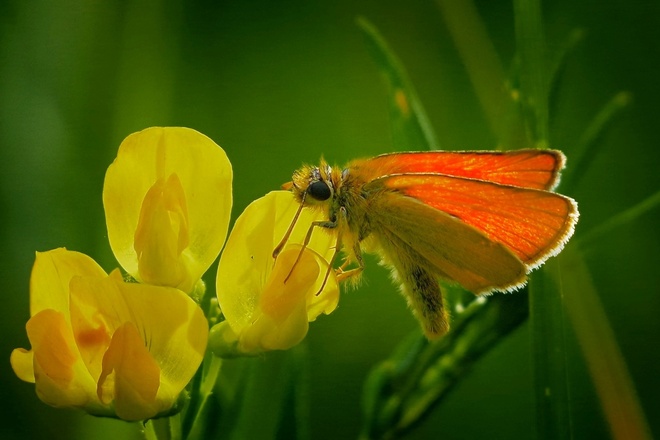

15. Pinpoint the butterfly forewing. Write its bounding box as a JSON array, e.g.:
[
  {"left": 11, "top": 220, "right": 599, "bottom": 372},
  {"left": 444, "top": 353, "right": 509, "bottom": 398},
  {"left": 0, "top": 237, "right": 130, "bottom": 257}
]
[{"left": 354, "top": 150, "right": 564, "bottom": 190}]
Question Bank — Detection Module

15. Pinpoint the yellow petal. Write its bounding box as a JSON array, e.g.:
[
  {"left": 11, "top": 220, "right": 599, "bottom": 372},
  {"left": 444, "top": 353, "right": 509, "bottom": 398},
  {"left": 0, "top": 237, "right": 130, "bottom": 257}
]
[
  {"left": 216, "top": 191, "right": 339, "bottom": 353},
  {"left": 133, "top": 174, "right": 190, "bottom": 287},
  {"left": 240, "top": 304, "right": 309, "bottom": 352},
  {"left": 10, "top": 348, "right": 35, "bottom": 383},
  {"left": 68, "top": 275, "right": 117, "bottom": 382},
  {"left": 103, "top": 127, "right": 232, "bottom": 292},
  {"left": 260, "top": 248, "right": 319, "bottom": 321},
  {"left": 13, "top": 249, "right": 113, "bottom": 415},
  {"left": 304, "top": 265, "right": 340, "bottom": 322},
  {"left": 97, "top": 322, "right": 161, "bottom": 421},
  {"left": 30, "top": 248, "right": 107, "bottom": 316},
  {"left": 70, "top": 270, "right": 207, "bottom": 417},
  {"left": 23, "top": 309, "right": 101, "bottom": 412},
  {"left": 29, "top": 310, "right": 78, "bottom": 386},
  {"left": 240, "top": 248, "right": 318, "bottom": 351}
]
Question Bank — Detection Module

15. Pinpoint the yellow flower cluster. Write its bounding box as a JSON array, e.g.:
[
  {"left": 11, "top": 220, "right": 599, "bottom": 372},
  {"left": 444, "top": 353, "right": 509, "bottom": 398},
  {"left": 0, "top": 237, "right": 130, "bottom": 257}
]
[
  {"left": 11, "top": 127, "right": 228, "bottom": 420},
  {"left": 11, "top": 127, "right": 339, "bottom": 421}
]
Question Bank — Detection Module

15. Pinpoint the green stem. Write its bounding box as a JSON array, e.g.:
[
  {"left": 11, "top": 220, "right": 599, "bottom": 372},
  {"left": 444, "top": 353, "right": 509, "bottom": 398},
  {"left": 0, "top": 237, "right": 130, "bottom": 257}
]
[
  {"left": 528, "top": 260, "right": 571, "bottom": 439},
  {"left": 185, "top": 355, "right": 224, "bottom": 440},
  {"left": 514, "top": 0, "right": 549, "bottom": 147},
  {"left": 361, "top": 292, "right": 529, "bottom": 439},
  {"left": 147, "top": 417, "right": 173, "bottom": 440},
  {"left": 512, "top": 0, "right": 570, "bottom": 438}
]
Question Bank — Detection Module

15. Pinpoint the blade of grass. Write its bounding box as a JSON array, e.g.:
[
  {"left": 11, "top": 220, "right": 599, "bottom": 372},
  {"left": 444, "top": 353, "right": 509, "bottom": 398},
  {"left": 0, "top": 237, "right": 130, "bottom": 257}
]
[
  {"left": 512, "top": 0, "right": 572, "bottom": 438},
  {"left": 561, "top": 191, "right": 660, "bottom": 439},
  {"left": 184, "top": 355, "right": 224, "bottom": 440},
  {"left": 292, "top": 344, "right": 311, "bottom": 440},
  {"left": 579, "top": 189, "right": 660, "bottom": 248},
  {"left": 228, "top": 353, "right": 290, "bottom": 440},
  {"left": 513, "top": 0, "right": 549, "bottom": 147},
  {"left": 561, "top": 91, "right": 632, "bottom": 189},
  {"left": 547, "top": 28, "right": 585, "bottom": 128},
  {"left": 356, "top": 16, "right": 439, "bottom": 150},
  {"left": 436, "top": 0, "right": 527, "bottom": 149},
  {"left": 560, "top": 245, "right": 653, "bottom": 440},
  {"left": 147, "top": 418, "right": 174, "bottom": 440},
  {"left": 143, "top": 422, "right": 159, "bottom": 440},
  {"left": 528, "top": 259, "right": 572, "bottom": 439}
]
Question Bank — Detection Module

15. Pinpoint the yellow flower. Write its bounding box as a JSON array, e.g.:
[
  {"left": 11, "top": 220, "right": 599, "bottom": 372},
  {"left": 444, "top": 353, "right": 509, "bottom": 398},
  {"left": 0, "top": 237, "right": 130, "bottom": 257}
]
[
  {"left": 212, "top": 191, "right": 339, "bottom": 355},
  {"left": 103, "top": 127, "right": 232, "bottom": 294},
  {"left": 10, "top": 248, "right": 208, "bottom": 421}
]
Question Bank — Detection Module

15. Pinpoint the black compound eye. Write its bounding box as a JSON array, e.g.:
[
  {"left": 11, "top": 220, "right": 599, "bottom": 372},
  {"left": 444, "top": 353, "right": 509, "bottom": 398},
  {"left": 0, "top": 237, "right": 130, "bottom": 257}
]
[{"left": 308, "top": 180, "right": 331, "bottom": 201}]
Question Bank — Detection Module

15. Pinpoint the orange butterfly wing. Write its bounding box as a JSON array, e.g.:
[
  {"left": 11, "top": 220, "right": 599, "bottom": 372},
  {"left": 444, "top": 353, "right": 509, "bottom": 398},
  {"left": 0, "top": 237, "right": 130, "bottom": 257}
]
[
  {"left": 368, "top": 191, "right": 528, "bottom": 294},
  {"left": 353, "top": 150, "right": 565, "bottom": 190},
  {"left": 366, "top": 173, "right": 578, "bottom": 269}
]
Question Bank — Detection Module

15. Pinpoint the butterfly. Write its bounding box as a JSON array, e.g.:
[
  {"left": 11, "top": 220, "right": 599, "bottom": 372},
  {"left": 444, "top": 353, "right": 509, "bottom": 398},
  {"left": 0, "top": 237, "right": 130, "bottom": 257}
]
[{"left": 274, "top": 150, "right": 579, "bottom": 339}]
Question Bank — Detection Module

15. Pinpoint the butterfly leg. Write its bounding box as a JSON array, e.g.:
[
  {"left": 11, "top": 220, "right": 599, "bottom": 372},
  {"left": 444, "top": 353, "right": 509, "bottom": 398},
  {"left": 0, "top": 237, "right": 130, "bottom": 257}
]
[
  {"left": 314, "top": 226, "right": 344, "bottom": 296},
  {"left": 284, "top": 219, "right": 337, "bottom": 284},
  {"left": 336, "top": 241, "right": 364, "bottom": 284}
]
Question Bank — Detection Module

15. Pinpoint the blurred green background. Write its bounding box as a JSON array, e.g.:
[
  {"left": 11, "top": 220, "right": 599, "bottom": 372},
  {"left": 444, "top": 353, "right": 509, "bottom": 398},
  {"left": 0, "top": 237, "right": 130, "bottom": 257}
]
[{"left": 1, "top": 0, "right": 658, "bottom": 439}]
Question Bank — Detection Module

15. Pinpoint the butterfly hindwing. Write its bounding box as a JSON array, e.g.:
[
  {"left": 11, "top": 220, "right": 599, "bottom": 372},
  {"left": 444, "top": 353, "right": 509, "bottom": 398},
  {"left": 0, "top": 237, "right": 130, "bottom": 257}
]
[
  {"left": 366, "top": 173, "right": 578, "bottom": 269},
  {"left": 367, "top": 191, "right": 527, "bottom": 294}
]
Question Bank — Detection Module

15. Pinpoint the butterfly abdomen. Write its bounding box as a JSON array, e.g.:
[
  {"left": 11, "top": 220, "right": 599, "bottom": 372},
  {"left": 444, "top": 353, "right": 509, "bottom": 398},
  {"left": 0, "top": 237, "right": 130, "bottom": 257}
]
[{"left": 373, "top": 228, "right": 450, "bottom": 339}]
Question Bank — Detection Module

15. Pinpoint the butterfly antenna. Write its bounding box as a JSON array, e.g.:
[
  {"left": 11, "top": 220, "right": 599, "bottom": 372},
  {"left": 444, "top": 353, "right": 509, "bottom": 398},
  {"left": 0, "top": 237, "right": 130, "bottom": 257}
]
[
  {"left": 283, "top": 214, "right": 318, "bottom": 284},
  {"left": 273, "top": 191, "right": 307, "bottom": 259}
]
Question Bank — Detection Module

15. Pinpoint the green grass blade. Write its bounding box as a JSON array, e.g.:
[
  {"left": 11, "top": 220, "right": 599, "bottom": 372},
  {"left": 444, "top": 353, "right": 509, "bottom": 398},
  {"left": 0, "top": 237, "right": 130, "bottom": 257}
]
[
  {"left": 579, "top": 189, "right": 660, "bottom": 248},
  {"left": 184, "top": 355, "right": 224, "bottom": 440},
  {"left": 562, "top": 91, "right": 632, "bottom": 189},
  {"left": 547, "top": 28, "right": 585, "bottom": 128},
  {"left": 560, "top": 246, "right": 653, "bottom": 439},
  {"left": 528, "top": 260, "right": 572, "bottom": 439},
  {"left": 512, "top": 1, "right": 570, "bottom": 438},
  {"left": 145, "top": 418, "right": 173, "bottom": 440},
  {"left": 228, "top": 353, "right": 293, "bottom": 440},
  {"left": 292, "top": 344, "right": 312, "bottom": 440},
  {"left": 436, "top": 0, "right": 527, "bottom": 149},
  {"left": 356, "top": 16, "right": 439, "bottom": 150},
  {"left": 513, "top": 0, "right": 549, "bottom": 147}
]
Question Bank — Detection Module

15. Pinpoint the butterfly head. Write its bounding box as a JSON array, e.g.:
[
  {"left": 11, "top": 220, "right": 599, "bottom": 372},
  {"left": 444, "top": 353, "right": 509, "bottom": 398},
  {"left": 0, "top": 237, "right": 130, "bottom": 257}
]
[{"left": 284, "top": 159, "right": 337, "bottom": 207}]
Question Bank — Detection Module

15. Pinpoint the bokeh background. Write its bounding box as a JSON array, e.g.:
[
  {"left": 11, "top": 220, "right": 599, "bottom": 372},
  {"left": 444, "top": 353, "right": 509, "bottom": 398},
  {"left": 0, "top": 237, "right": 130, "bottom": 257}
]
[{"left": 1, "top": 0, "right": 658, "bottom": 439}]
